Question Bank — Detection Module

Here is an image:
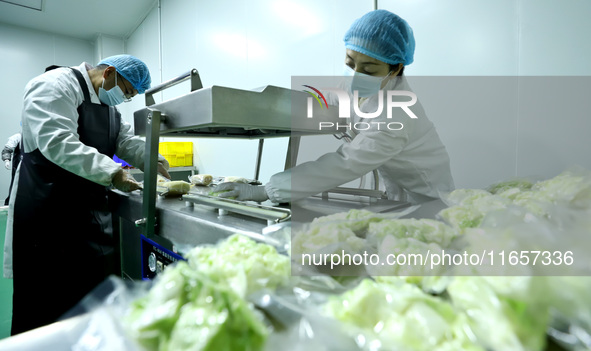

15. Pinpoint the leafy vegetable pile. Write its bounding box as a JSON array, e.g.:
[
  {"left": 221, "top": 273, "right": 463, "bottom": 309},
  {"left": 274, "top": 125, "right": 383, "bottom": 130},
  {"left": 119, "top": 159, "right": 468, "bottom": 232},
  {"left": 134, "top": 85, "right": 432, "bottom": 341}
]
[
  {"left": 324, "top": 279, "right": 485, "bottom": 351},
  {"left": 122, "top": 168, "right": 591, "bottom": 351},
  {"left": 439, "top": 168, "right": 591, "bottom": 231},
  {"left": 125, "top": 235, "right": 290, "bottom": 351},
  {"left": 295, "top": 168, "right": 591, "bottom": 351}
]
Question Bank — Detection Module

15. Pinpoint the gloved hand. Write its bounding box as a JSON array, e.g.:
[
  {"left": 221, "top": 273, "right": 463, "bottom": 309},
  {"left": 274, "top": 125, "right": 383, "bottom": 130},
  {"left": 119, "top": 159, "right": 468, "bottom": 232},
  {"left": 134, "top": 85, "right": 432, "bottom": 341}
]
[
  {"left": 213, "top": 182, "right": 269, "bottom": 202},
  {"left": 4, "top": 160, "right": 10, "bottom": 170},
  {"left": 158, "top": 161, "right": 171, "bottom": 180},
  {"left": 157, "top": 155, "right": 171, "bottom": 179},
  {"left": 112, "top": 169, "right": 143, "bottom": 192}
]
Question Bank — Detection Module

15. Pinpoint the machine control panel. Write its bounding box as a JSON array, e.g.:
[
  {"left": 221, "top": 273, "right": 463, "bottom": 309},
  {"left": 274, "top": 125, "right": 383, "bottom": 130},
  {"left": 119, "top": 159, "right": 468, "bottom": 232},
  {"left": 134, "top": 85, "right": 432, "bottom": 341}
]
[{"left": 140, "top": 235, "right": 185, "bottom": 280}]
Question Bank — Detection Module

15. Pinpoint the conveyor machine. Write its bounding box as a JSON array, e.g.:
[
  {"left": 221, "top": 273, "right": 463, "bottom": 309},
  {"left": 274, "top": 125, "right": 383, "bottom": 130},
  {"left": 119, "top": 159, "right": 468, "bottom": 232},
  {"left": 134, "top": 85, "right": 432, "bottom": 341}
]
[{"left": 114, "top": 69, "right": 345, "bottom": 280}]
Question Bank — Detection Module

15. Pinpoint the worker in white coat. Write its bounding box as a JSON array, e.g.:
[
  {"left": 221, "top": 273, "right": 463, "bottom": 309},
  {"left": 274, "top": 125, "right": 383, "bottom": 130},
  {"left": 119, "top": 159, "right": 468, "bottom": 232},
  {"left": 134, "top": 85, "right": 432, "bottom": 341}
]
[
  {"left": 215, "top": 10, "right": 454, "bottom": 205},
  {"left": 2, "top": 132, "right": 22, "bottom": 205},
  {"left": 4, "top": 55, "right": 170, "bottom": 335}
]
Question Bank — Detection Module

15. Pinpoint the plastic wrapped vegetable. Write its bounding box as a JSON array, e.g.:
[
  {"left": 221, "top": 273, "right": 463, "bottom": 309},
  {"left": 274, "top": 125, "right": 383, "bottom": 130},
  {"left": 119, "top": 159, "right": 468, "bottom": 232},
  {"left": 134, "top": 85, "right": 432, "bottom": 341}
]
[
  {"left": 125, "top": 262, "right": 268, "bottom": 351},
  {"left": 366, "top": 235, "right": 447, "bottom": 277},
  {"left": 183, "top": 234, "right": 291, "bottom": 298},
  {"left": 438, "top": 192, "right": 512, "bottom": 231},
  {"left": 522, "top": 169, "right": 591, "bottom": 209},
  {"left": 544, "top": 276, "right": 591, "bottom": 346},
  {"left": 366, "top": 218, "right": 459, "bottom": 247},
  {"left": 125, "top": 235, "right": 291, "bottom": 351},
  {"left": 323, "top": 279, "right": 484, "bottom": 351},
  {"left": 447, "top": 276, "right": 549, "bottom": 351},
  {"left": 375, "top": 275, "right": 453, "bottom": 295},
  {"left": 290, "top": 210, "right": 382, "bottom": 262},
  {"left": 441, "top": 188, "right": 491, "bottom": 206},
  {"left": 291, "top": 222, "right": 366, "bottom": 262},
  {"left": 437, "top": 205, "right": 485, "bottom": 231},
  {"left": 189, "top": 174, "right": 213, "bottom": 186},
  {"left": 291, "top": 209, "right": 421, "bottom": 262},
  {"left": 158, "top": 180, "right": 191, "bottom": 195},
  {"left": 310, "top": 209, "right": 394, "bottom": 236},
  {"left": 487, "top": 178, "right": 534, "bottom": 195}
]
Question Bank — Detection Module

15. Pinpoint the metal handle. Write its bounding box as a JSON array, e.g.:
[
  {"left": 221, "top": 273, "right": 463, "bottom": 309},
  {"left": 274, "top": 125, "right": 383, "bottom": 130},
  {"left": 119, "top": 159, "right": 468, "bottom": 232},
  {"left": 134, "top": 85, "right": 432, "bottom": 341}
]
[
  {"left": 145, "top": 69, "right": 203, "bottom": 106},
  {"left": 321, "top": 186, "right": 385, "bottom": 200},
  {"left": 254, "top": 139, "right": 264, "bottom": 181},
  {"left": 182, "top": 194, "right": 291, "bottom": 223},
  {"left": 372, "top": 169, "right": 380, "bottom": 191}
]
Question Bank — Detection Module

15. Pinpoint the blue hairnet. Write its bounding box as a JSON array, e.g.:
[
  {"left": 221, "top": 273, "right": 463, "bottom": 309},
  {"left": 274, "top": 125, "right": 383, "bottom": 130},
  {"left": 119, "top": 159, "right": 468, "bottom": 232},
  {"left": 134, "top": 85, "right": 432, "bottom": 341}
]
[
  {"left": 98, "top": 54, "right": 151, "bottom": 94},
  {"left": 343, "top": 10, "right": 415, "bottom": 66}
]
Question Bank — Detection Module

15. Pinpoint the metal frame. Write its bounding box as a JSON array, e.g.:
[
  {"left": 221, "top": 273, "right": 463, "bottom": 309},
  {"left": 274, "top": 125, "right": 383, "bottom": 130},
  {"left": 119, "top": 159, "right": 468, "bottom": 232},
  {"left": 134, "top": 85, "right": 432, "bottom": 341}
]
[
  {"left": 135, "top": 69, "right": 311, "bottom": 237},
  {"left": 136, "top": 70, "right": 203, "bottom": 238}
]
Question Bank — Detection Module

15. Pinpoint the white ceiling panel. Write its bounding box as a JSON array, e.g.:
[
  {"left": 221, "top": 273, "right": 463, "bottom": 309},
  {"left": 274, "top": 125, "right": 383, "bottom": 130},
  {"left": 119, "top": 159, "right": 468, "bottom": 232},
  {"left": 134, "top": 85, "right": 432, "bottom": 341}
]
[
  {"left": 0, "top": 0, "right": 157, "bottom": 41},
  {"left": 0, "top": 0, "right": 42, "bottom": 11}
]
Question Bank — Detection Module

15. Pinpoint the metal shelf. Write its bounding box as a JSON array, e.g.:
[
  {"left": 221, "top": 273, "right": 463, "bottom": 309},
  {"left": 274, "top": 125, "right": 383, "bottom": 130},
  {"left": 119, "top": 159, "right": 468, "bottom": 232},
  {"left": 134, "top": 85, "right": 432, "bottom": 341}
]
[
  {"left": 128, "top": 166, "right": 196, "bottom": 175},
  {"left": 133, "top": 69, "right": 340, "bottom": 238}
]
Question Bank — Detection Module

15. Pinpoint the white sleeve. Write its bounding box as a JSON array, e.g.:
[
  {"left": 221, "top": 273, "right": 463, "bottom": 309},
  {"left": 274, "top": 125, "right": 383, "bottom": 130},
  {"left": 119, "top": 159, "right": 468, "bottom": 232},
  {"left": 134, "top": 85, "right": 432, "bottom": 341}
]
[
  {"left": 23, "top": 74, "right": 121, "bottom": 186},
  {"left": 114, "top": 119, "right": 170, "bottom": 171},
  {"left": 265, "top": 128, "right": 408, "bottom": 203},
  {"left": 2, "top": 134, "right": 20, "bottom": 161},
  {"left": 114, "top": 120, "right": 146, "bottom": 169},
  {"left": 5, "top": 134, "right": 20, "bottom": 149}
]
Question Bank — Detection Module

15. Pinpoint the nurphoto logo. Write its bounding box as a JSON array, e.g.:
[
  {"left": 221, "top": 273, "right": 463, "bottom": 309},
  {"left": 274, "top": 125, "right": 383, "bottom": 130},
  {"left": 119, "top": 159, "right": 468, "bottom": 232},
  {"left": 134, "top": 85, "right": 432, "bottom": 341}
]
[{"left": 303, "top": 85, "right": 418, "bottom": 132}]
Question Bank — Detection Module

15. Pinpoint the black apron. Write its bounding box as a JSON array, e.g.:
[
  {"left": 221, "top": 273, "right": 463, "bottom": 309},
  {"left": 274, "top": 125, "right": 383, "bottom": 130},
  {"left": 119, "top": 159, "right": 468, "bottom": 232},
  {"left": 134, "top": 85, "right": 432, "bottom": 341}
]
[{"left": 11, "top": 68, "right": 121, "bottom": 335}]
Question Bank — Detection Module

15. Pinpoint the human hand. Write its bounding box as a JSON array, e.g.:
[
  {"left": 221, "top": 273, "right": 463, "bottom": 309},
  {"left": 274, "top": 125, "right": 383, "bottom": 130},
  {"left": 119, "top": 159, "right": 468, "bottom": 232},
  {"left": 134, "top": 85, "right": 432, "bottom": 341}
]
[
  {"left": 212, "top": 182, "right": 269, "bottom": 202},
  {"left": 112, "top": 169, "right": 143, "bottom": 192},
  {"left": 157, "top": 156, "right": 171, "bottom": 179},
  {"left": 158, "top": 161, "right": 171, "bottom": 180},
  {"left": 4, "top": 160, "right": 10, "bottom": 170}
]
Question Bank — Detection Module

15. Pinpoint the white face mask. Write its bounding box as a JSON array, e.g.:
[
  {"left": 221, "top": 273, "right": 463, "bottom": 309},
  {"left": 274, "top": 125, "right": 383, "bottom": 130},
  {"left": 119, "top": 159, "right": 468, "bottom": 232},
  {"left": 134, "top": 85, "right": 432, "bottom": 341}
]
[
  {"left": 98, "top": 73, "right": 126, "bottom": 106},
  {"left": 344, "top": 65, "right": 393, "bottom": 98}
]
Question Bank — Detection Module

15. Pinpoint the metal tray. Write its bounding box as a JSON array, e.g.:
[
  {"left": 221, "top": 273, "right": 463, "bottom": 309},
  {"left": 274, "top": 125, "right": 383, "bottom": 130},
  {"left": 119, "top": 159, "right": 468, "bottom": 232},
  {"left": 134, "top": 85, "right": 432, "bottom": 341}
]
[{"left": 134, "top": 85, "right": 340, "bottom": 138}]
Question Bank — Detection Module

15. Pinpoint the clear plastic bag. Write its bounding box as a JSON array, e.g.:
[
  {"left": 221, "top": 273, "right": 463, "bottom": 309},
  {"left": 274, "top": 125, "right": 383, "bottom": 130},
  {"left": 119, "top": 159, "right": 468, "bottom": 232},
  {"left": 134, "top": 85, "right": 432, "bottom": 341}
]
[{"left": 0, "top": 276, "right": 148, "bottom": 351}]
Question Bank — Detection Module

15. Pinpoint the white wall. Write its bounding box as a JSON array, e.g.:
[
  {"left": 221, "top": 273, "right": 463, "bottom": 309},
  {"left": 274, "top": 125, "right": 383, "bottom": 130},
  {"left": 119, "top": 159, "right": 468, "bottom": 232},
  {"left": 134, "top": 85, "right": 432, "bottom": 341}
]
[
  {"left": 0, "top": 23, "right": 94, "bottom": 201},
  {"left": 125, "top": 0, "right": 374, "bottom": 182},
  {"left": 3, "top": 0, "right": 587, "bottom": 198},
  {"left": 515, "top": 0, "right": 591, "bottom": 180},
  {"left": 378, "top": 0, "right": 520, "bottom": 188},
  {"left": 94, "top": 34, "right": 125, "bottom": 64},
  {"left": 117, "top": 6, "right": 161, "bottom": 127},
  {"left": 378, "top": 0, "right": 591, "bottom": 188}
]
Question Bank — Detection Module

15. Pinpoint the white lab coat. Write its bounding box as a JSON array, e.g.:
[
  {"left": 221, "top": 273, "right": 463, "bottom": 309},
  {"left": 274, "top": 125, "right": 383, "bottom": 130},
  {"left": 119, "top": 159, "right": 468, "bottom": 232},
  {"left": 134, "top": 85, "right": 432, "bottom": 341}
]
[
  {"left": 3, "top": 62, "right": 150, "bottom": 278},
  {"left": 264, "top": 76, "right": 454, "bottom": 204}
]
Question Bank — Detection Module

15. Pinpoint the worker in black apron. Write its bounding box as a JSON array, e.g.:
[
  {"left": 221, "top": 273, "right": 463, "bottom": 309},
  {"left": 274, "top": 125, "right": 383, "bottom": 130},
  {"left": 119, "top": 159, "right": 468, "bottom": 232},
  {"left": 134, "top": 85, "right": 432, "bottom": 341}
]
[
  {"left": 3, "top": 133, "right": 22, "bottom": 206},
  {"left": 9, "top": 56, "right": 169, "bottom": 335}
]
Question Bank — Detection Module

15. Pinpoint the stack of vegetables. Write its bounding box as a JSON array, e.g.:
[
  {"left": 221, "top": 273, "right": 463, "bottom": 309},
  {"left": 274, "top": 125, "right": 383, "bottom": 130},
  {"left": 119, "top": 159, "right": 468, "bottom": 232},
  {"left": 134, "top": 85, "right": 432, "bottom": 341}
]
[
  {"left": 125, "top": 235, "right": 290, "bottom": 351},
  {"left": 123, "top": 168, "right": 591, "bottom": 351}
]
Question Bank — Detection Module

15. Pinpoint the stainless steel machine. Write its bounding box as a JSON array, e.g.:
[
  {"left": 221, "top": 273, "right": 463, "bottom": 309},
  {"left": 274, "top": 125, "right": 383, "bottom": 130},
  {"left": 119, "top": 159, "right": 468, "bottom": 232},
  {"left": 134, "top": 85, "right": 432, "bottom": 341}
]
[{"left": 113, "top": 69, "right": 416, "bottom": 280}]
